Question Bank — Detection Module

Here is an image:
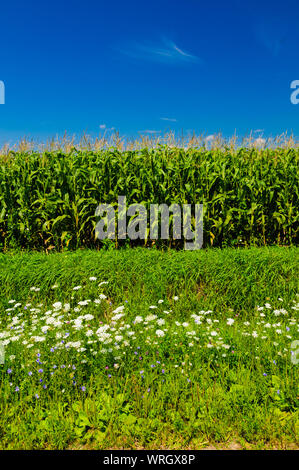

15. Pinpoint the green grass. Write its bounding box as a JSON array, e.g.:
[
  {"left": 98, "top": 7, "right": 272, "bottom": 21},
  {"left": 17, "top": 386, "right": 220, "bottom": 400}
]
[
  {"left": 0, "top": 246, "right": 298, "bottom": 312},
  {"left": 0, "top": 247, "right": 298, "bottom": 449}
]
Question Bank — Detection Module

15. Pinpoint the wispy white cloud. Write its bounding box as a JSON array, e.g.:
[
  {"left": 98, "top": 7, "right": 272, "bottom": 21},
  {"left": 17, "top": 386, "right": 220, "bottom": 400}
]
[
  {"left": 119, "top": 38, "right": 201, "bottom": 65},
  {"left": 160, "top": 117, "right": 177, "bottom": 122},
  {"left": 139, "top": 130, "right": 161, "bottom": 134},
  {"left": 99, "top": 124, "right": 115, "bottom": 131},
  {"left": 254, "top": 137, "right": 266, "bottom": 148}
]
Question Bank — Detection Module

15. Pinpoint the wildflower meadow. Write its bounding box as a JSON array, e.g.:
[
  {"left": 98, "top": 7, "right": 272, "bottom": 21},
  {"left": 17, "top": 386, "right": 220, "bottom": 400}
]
[{"left": 0, "top": 246, "right": 298, "bottom": 449}]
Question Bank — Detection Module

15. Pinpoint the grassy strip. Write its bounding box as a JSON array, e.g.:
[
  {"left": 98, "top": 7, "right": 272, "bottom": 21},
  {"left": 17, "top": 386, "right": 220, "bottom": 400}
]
[
  {"left": 0, "top": 247, "right": 298, "bottom": 449},
  {"left": 0, "top": 246, "right": 298, "bottom": 312}
]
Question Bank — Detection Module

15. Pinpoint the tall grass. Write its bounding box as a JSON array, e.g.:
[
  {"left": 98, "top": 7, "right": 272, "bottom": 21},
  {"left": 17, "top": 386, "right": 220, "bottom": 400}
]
[{"left": 0, "top": 247, "right": 297, "bottom": 313}]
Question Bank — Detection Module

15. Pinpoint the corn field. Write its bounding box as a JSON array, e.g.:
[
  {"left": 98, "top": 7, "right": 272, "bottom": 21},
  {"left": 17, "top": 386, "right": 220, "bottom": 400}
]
[{"left": 0, "top": 146, "right": 298, "bottom": 250}]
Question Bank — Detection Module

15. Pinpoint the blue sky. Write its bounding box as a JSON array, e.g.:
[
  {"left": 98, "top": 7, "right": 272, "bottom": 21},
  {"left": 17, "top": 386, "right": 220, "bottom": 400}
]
[{"left": 0, "top": 0, "right": 299, "bottom": 145}]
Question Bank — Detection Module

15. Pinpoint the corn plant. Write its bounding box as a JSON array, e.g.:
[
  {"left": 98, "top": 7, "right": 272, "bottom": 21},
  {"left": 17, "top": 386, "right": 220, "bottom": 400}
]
[{"left": 0, "top": 147, "right": 298, "bottom": 250}]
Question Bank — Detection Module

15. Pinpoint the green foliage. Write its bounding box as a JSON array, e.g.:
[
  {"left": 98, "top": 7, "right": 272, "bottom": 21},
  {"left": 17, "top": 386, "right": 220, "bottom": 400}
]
[{"left": 0, "top": 147, "right": 298, "bottom": 250}]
